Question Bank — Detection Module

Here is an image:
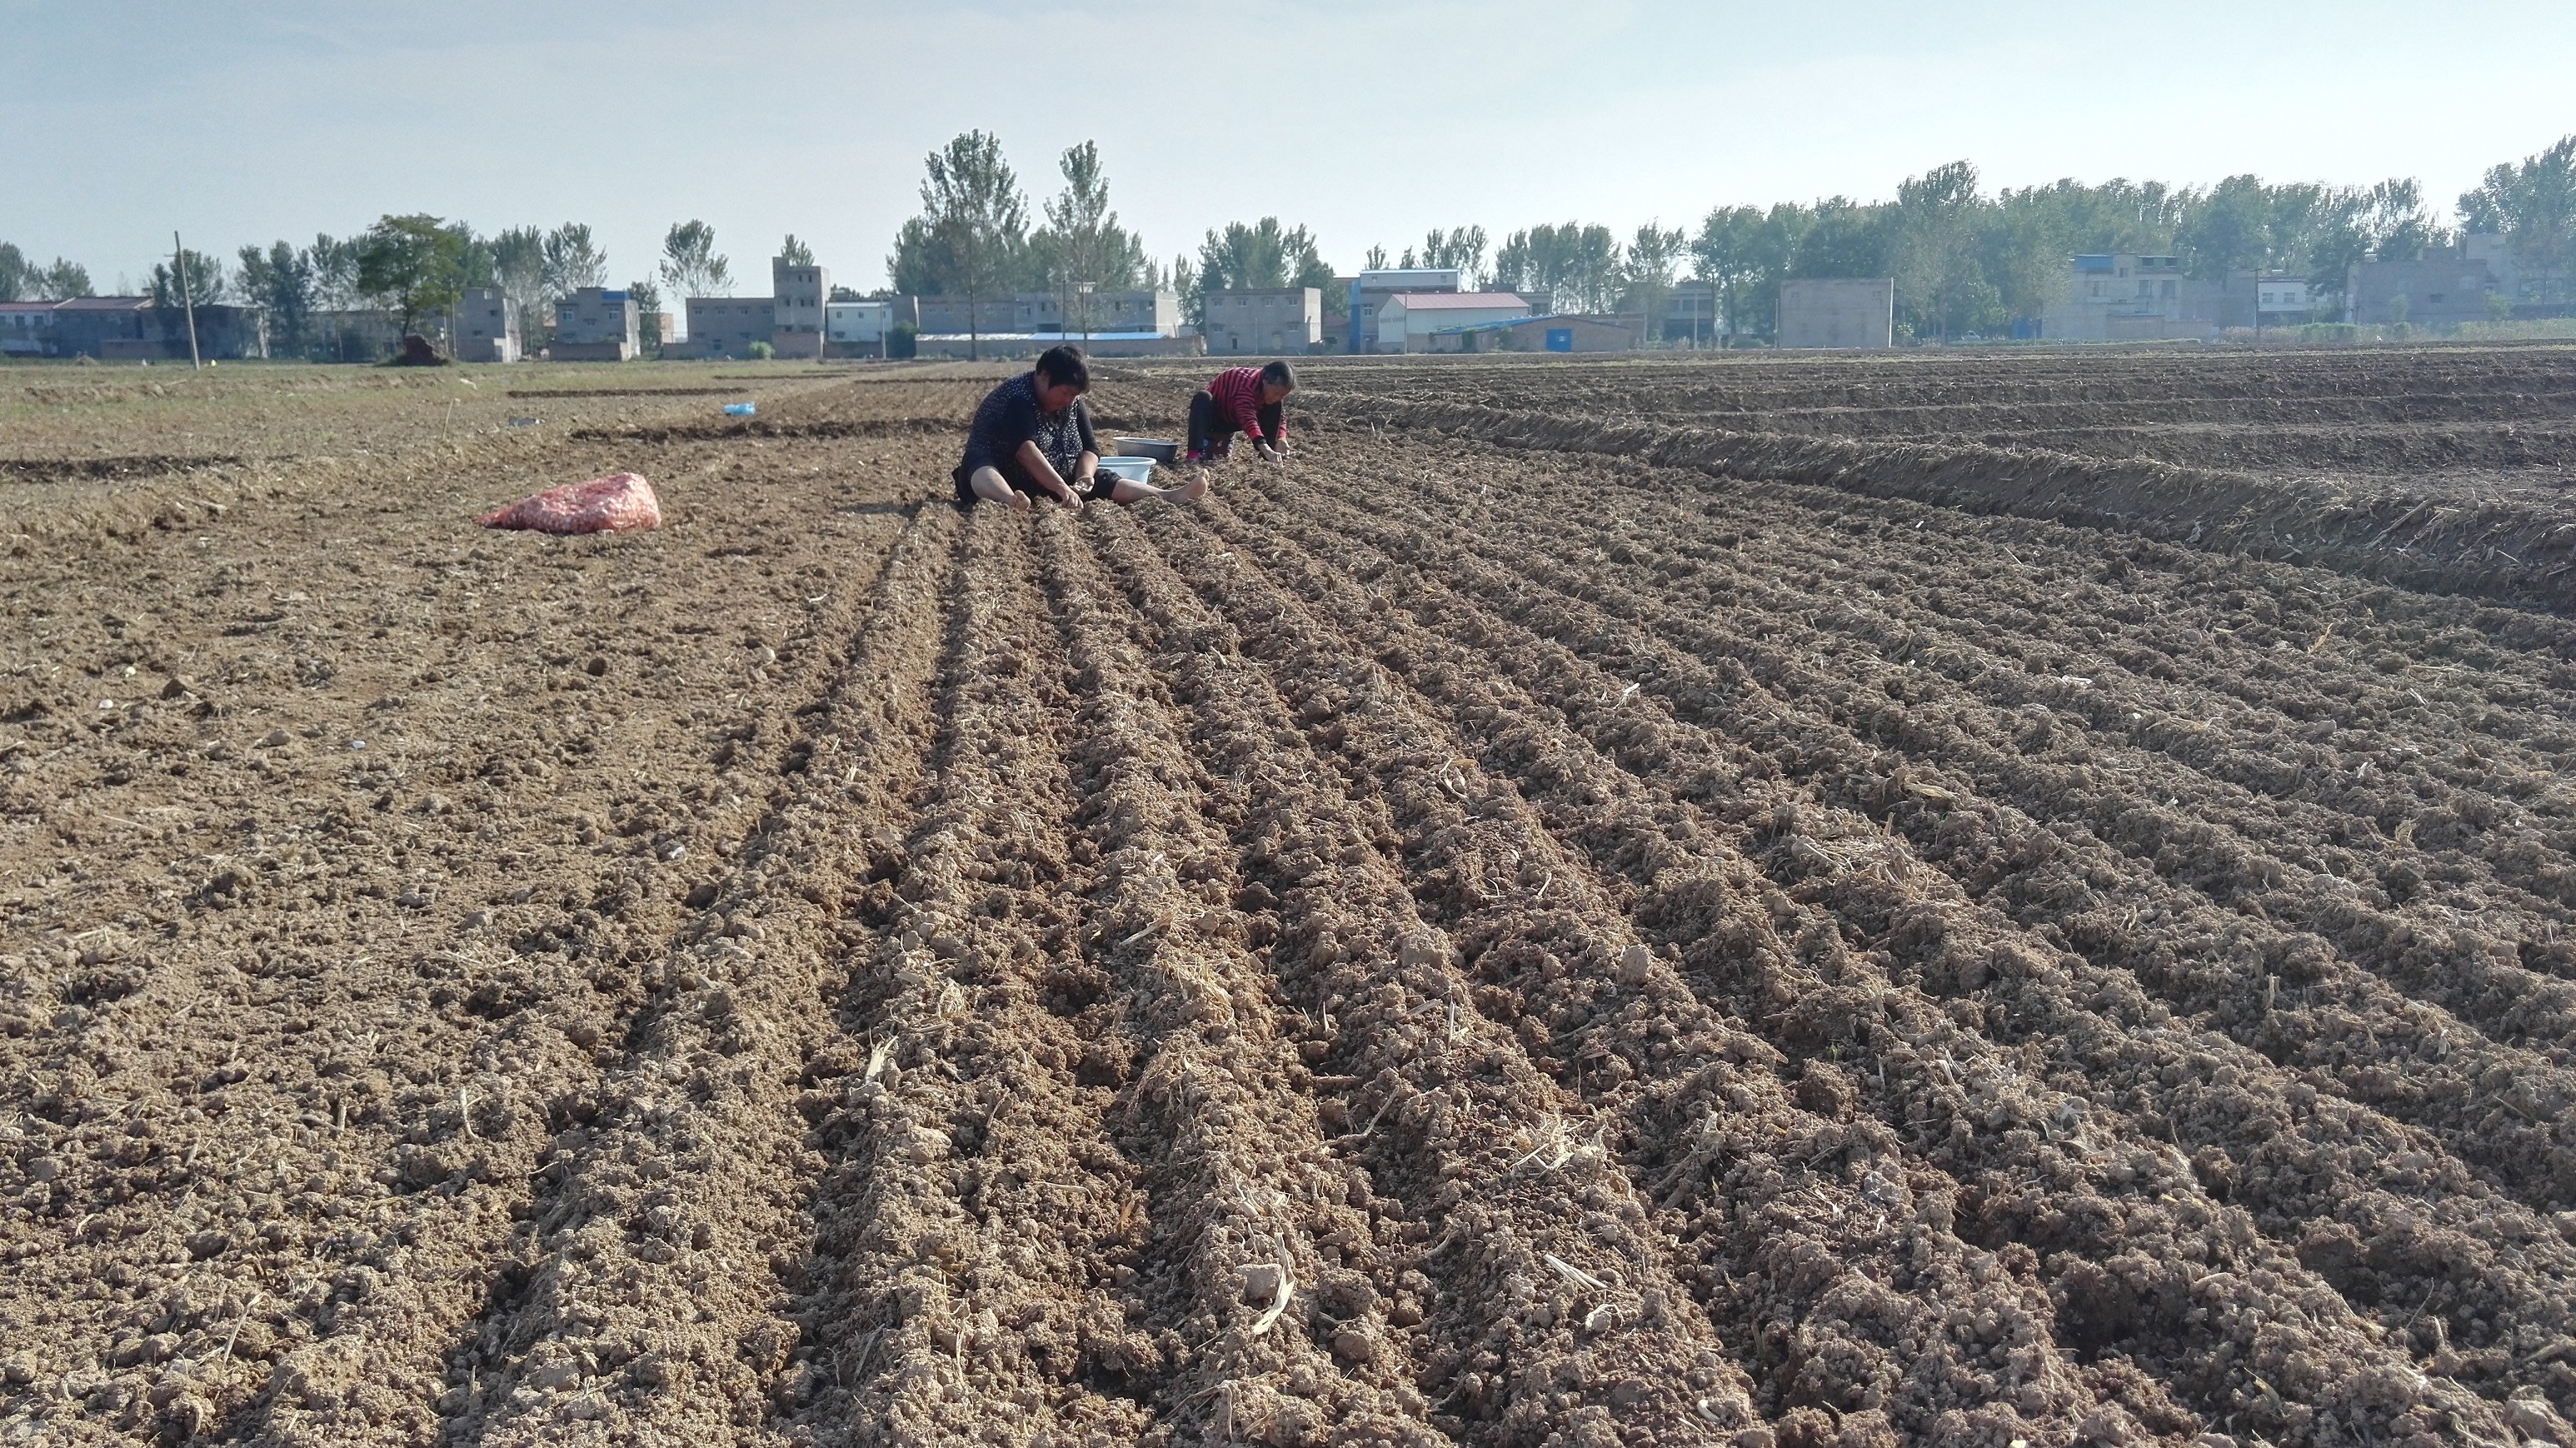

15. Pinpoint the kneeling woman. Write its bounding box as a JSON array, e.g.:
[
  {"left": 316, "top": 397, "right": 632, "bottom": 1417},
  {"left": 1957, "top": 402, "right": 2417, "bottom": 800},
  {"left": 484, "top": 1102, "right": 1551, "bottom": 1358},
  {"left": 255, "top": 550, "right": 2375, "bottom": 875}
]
[
  {"left": 1186, "top": 359, "right": 1294, "bottom": 464},
  {"left": 954, "top": 346, "right": 1206, "bottom": 511}
]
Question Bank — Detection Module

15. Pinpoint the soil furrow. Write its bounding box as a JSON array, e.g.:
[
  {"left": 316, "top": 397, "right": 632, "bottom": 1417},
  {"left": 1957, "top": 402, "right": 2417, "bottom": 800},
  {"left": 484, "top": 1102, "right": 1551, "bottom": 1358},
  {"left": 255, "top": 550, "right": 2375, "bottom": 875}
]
[
  {"left": 1228, "top": 465, "right": 2576, "bottom": 1422},
  {"left": 1304, "top": 445, "right": 2576, "bottom": 1211},
  {"left": 792, "top": 512, "right": 1157, "bottom": 1446},
  {"left": 1196, "top": 473, "right": 2523, "bottom": 1444},
  {"left": 1087, "top": 505, "right": 1771, "bottom": 1442},
  {"left": 1565, "top": 479, "right": 2576, "bottom": 928},
  {"left": 0, "top": 436, "right": 901, "bottom": 1444},
  {"left": 1026, "top": 509, "right": 1448, "bottom": 1441},
  {"left": 1133, "top": 493, "right": 2117, "bottom": 1441},
  {"left": 27, "top": 347, "right": 2576, "bottom": 1447},
  {"left": 431, "top": 502, "right": 956, "bottom": 1444},
  {"left": 1319, "top": 352, "right": 2576, "bottom": 422},
  {"left": 1308, "top": 395, "right": 2576, "bottom": 613}
]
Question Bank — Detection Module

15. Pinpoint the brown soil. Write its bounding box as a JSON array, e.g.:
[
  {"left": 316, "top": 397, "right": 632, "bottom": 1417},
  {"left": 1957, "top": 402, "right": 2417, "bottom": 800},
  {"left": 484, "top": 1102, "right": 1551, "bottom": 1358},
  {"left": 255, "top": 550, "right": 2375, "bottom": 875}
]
[{"left": 7, "top": 348, "right": 2576, "bottom": 1447}]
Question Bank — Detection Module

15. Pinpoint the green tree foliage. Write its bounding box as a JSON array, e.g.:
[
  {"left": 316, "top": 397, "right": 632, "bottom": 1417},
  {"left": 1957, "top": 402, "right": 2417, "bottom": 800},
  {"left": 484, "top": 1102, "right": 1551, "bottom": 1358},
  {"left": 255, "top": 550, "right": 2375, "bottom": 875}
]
[
  {"left": 150, "top": 248, "right": 229, "bottom": 308},
  {"left": 148, "top": 250, "right": 228, "bottom": 357},
  {"left": 660, "top": 221, "right": 732, "bottom": 300},
  {"left": 1191, "top": 217, "right": 1332, "bottom": 328},
  {"left": 542, "top": 224, "right": 607, "bottom": 296},
  {"left": 1675, "top": 163, "right": 2449, "bottom": 340},
  {"left": 1416, "top": 227, "right": 1489, "bottom": 287},
  {"left": 1785, "top": 198, "right": 1894, "bottom": 283},
  {"left": 628, "top": 278, "right": 664, "bottom": 352},
  {"left": 2460, "top": 133, "right": 2576, "bottom": 276},
  {"left": 1620, "top": 222, "right": 1687, "bottom": 340},
  {"left": 0, "top": 247, "right": 96, "bottom": 302},
  {"left": 456, "top": 230, "right": 497, "bottom": 292},
  {"left": 778, "top": 233, "right": 815, "bottom": 267},
  {"left": 306, "top": 236, "right": 359, "bottom": 312},
  {"left": 1890, "top": 162, "right": 2004, "bottom": 339},
  {"left": 2174, "top": 176, "right": 2273, "bottom": 280},
  {"left": 1685, "top": 204, "right": 1815, "bottom": 341},
  {"left": 42, "top": 261, "right": 93, "bottom": 300},
  {"left": 356, "top": 213, "right": 468, "bottom": 338},
  {"left": 486, "top": 226, "right": 548, "bottom": 338},
  {"left": 1362, "top": 245, "right": 1389, "bottom": 271},
  {"left": 2304, "top": 179, "right": 2439, "bottom": 303},
  {"left": 1492, "top": 224, "right": 1621, "bottom": 312},
  {"left": 236, "top": 241, "right": 314, "bottom": 354},
  {"left": 2167, "top": 175, "right": 2442, "bottom": 307},
  {"left": 890, "top": 130, "right": 1031, "bottom": 354},
  {"left": 1032, "top": 140, "right": 1153, "bottom": 331},
  {"left": 886, "top": 220, "right": 937, "bottom": 297},
  {"left": 1690, "top": 207, "right": 1764, "bottom": 343}
]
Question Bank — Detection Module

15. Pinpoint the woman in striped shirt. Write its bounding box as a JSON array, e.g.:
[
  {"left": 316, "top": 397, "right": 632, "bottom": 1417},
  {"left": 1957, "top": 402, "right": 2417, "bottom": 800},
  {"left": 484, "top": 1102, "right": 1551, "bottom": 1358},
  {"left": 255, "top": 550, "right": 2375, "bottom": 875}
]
[{"left": 1186, "top": 360, "right": 1295, "bottom": 465}]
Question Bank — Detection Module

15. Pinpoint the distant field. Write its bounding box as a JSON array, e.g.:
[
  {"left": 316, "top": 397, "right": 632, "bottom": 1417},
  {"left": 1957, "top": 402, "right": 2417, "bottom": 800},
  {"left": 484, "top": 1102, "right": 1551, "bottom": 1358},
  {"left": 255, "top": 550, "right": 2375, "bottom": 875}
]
[{"left": 6, "top": 346, "right": 2576, "bottom": 1447}]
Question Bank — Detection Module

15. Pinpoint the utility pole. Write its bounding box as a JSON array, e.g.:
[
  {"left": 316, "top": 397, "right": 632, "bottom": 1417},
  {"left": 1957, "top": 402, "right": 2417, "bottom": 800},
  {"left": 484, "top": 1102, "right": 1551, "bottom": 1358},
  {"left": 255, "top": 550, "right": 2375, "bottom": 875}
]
[{"left": 173, "top": 231, "right": 202, "bottom": 369}]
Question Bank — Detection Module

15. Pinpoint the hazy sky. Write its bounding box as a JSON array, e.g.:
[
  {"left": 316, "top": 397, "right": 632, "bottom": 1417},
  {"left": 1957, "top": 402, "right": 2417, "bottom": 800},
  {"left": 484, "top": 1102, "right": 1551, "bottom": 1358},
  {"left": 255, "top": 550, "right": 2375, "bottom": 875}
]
[{"left": 7, "top": 0, "right": 2572, "bottom": 294}]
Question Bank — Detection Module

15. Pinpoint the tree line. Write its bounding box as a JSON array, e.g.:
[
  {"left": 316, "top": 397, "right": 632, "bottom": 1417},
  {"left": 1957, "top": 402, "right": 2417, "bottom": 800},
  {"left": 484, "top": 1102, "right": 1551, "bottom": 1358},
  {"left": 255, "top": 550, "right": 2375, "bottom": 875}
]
[
  {"left": 7, "top": 132, "right": 2569, "bottom": 357},
  {"left": 0, "top": 214, "right": 826, "bottom": 359},
  {"left": 0, "top": 245, "right": 93, "bottom": 302},
  {"left": 881, "top": 129, "right": 2574, "bottom": 347},
  {"left": 886, "top": 131, "right": 1341, "bottom": 349}
]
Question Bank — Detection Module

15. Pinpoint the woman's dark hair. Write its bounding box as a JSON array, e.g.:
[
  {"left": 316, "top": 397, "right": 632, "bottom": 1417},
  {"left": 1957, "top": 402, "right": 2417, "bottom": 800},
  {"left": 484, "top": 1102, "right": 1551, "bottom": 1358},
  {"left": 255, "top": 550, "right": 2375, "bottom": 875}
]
[
  {"left": 1036, "top": 344, "right": 1090, "bottom": 390},
  {"left": 1260, "top": 359, "right": 1296, "bottom": 388}
]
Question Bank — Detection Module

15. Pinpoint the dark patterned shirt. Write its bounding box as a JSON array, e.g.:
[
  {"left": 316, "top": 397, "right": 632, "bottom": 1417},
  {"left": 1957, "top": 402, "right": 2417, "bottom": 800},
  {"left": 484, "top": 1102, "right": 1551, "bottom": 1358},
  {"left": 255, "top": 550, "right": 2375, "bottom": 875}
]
[{"left": 960, "top": 372, "right": 1097, "bottom": 483}]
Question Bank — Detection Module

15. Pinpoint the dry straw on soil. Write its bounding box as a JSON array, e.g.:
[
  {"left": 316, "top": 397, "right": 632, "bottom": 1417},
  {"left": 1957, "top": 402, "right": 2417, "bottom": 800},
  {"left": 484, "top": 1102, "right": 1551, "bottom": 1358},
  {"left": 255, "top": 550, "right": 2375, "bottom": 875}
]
[{"left": 7, "top": 347, "right": 2576, "bottom": 1447}]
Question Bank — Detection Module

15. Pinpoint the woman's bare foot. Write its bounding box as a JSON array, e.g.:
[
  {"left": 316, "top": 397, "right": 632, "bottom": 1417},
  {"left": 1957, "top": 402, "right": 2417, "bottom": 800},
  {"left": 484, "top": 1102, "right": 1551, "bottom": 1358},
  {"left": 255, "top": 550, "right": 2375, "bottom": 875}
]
[
  {"left": 1177, "top": 470, "right": 1211, "bottom": 502},
  {"left": 969, "top": 467, "right": 1029, "bottom": 512}
]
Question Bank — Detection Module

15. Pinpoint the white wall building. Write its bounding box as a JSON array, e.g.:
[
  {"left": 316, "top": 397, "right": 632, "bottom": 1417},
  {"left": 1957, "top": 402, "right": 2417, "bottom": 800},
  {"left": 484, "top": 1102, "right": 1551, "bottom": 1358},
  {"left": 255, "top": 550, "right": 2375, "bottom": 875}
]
[
  {"left": 2257, "top": 277, "right": 2309, "bottom": 315},
  {"left": 826, "top": 300, "right": 894, "bottom": 352},
  {"left": 1345, "top": 268, "right": 1460, "bottom": 352},
  {"left": 1375, "top": 292, "right": 1533, "bottom": 352}
]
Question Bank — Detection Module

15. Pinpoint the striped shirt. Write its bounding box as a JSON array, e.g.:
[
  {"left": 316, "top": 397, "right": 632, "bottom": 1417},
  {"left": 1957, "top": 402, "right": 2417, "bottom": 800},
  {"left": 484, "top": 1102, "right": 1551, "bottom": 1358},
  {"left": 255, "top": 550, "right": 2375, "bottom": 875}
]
[{"left": 1208, "top": 367, "right": 1284, "bottom": 446}]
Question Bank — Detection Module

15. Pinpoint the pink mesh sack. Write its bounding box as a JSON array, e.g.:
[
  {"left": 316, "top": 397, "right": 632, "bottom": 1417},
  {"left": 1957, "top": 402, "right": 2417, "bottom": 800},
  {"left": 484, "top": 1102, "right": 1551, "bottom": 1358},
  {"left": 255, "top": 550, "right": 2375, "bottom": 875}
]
[{"left": 478, "top": 472, "right": 662, "bottom": 534}]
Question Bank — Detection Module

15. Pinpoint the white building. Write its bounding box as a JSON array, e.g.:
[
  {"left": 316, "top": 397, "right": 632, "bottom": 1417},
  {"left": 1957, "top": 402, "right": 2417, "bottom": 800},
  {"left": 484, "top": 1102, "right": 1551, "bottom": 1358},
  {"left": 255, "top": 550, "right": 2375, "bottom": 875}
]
[
  {"left": 826, "top": 299, "right": 894, "bottom": 354},
  {"left": 1375, "top": 292, "right": 1533, "bottom": 352},
  {"left": 2257, "top": 277, "right": 2309, "bottom": 315},
  {"left": 1345, "top": 268, "right": 1460, "bottom": 352}
]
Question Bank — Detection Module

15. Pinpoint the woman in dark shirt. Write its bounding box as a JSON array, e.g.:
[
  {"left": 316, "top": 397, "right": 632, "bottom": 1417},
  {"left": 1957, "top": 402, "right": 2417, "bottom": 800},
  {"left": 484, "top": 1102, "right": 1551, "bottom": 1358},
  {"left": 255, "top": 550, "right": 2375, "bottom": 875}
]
[{"left": 953, "top": 345, "right": 1206, "bottom": 511}]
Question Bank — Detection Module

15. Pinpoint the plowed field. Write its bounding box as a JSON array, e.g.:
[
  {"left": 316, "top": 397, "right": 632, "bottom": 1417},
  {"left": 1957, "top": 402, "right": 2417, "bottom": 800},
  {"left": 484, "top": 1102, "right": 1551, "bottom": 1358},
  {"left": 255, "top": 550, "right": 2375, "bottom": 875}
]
[{"left": 7, "top": 347, "right": 2576, "bottom": 1448}]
